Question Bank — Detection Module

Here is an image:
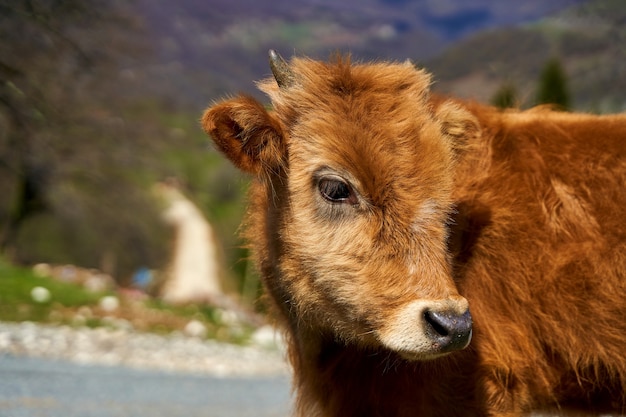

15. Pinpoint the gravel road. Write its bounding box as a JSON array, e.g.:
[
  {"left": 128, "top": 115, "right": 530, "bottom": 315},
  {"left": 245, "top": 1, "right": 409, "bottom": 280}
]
[
  {"left": 0, "top": 321, "right": 293, "bottom": 417},
  {"left": 0, "top": 321, "right": 289, "bottom": 377}
]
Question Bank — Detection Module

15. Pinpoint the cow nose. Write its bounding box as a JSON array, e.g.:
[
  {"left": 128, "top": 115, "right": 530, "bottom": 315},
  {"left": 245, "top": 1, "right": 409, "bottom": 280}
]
[{"left": 423, "top": 308, "right": 472, "bottom": 353}]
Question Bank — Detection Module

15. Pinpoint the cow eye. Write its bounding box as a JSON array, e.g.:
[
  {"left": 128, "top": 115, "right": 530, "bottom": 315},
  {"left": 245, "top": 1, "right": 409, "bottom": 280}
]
[{"left": 318, "top": 178, "right": 356, "bottom": 204}]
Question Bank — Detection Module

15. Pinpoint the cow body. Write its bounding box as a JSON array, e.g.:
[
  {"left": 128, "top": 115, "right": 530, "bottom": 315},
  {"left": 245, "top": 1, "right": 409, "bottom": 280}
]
[{"left": 202, "top": 52, "right": 626, "bottom": 416}]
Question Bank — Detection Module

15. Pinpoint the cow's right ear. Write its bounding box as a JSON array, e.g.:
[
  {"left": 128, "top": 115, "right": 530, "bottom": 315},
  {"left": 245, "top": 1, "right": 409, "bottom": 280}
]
[
  {"left": 202, "top": 95, "right": 286, "bottom": 175},
  {"left": 434, "top": 100, "right": 480, "bottom": 151}
]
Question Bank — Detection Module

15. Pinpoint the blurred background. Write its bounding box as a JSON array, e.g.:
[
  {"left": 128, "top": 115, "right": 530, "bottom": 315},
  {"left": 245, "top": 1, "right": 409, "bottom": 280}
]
[{"left": 0, "top": 0, "right": 624, "bottom": 343}]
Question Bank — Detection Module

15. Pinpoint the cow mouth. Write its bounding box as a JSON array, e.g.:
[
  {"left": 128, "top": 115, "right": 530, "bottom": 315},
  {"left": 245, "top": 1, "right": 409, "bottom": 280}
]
[
  {"left": 394, "top": 328, "right": 472, "bottom": 362},
  {"left": 395, "top": 349, "right": 450, "bottom": 362}
]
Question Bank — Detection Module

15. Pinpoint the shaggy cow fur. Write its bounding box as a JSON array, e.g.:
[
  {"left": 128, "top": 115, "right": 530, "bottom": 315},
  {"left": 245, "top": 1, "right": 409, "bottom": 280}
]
[{"left": 202, "top": 53, "right": 626, "bottom": 417}]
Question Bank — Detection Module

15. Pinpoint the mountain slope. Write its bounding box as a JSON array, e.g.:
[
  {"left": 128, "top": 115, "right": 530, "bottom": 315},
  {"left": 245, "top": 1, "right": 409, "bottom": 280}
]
[
  {"left": 131, "top": 0, "right": 586, "bottom": 107},
  {"left": 427, "top": 0, "right": 626, "bottom": 112}
]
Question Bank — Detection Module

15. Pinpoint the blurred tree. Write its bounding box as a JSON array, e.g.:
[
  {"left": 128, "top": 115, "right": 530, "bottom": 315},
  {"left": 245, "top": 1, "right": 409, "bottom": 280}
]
[
  {"left": 0, "top": 0, "right": 170, "bottom": 280},
  {"left": 491, "top": 82, "right": 519, "bottom": 109},
  {"left": 536, "top": 57, "right": 571, "bottom": 111}
]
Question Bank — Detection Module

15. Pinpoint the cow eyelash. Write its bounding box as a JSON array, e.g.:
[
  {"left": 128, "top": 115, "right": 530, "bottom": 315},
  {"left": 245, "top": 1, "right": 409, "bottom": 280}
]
[{"left": 318, "top": 177, "right": 358, "bottom": 205}]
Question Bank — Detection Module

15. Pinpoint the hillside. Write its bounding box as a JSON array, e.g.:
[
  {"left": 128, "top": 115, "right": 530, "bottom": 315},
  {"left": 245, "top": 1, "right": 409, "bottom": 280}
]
[
  {"left": 427, "top": 0, "right": 626, "bottom": 112},
  {"left": 130, "top": 0, "right": 586, "bottom": 108}
]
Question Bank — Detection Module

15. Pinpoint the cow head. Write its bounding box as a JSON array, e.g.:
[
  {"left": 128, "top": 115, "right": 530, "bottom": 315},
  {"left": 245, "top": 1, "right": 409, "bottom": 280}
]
[{"left": 202, "top": 51, "right": 478, "bottom": 360}]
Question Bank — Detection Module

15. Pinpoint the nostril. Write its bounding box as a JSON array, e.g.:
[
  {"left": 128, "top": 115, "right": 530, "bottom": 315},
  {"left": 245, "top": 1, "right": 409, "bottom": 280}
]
[
  {"left": 424, "top": 310, "right": 450, "bottom": 337},
  {"left": 423, "top": 309, "right": 473, "bottom": 353}
]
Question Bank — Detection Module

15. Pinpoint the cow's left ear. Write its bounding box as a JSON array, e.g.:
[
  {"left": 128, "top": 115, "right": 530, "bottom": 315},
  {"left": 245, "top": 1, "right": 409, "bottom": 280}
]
[
  {"left": 202, "top": 95, "right": 286, "bottom": 175},
  {"left": 435, "top": 100, "right": 480, "bottom": 149}
]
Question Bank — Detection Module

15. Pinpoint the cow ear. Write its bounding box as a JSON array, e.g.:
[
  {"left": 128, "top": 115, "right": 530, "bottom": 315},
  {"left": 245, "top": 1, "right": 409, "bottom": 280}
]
[
  {"left": 435, "top": 100, "right": 480, "bottom": 149},
  {"left": 202, "top": 95, "right": 286, "bottom": 175}
]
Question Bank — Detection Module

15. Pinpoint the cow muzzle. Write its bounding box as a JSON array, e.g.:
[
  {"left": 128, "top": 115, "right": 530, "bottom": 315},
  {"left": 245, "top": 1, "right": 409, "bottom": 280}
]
[
  {"left": 376, "top": 297, "right": 473, "bottom": 361},
  {"left": 423, "top": 307, "right": 472, "bottom": 354}
]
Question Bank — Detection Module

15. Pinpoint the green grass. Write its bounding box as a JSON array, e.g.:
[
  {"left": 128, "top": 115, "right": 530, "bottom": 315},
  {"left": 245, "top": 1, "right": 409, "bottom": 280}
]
[
  {"left": 145, "top": 299, "right": 254, "bottom": 343},
  {"left": 0, "top": 259, "right": 108, "bottom": 323},
  {"left": 0, "top": 259, "right": 257, "bottom": 345}
]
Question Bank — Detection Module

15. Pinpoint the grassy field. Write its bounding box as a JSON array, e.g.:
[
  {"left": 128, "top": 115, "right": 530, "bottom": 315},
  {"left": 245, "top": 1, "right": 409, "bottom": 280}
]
[
  {"left": 0, "top": 260, "right": 106, "bottom": 323},
  {"left": 0, "top": 259, "right": 256, "bottom": 344}
]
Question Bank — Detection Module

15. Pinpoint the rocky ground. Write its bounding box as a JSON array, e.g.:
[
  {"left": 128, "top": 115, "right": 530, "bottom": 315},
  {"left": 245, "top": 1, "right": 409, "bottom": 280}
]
[{"left": 0, "top": 321, "right": 290, "bottom": 378}]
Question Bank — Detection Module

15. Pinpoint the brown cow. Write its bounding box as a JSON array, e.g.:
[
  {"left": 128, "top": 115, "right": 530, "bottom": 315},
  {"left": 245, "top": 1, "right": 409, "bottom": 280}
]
[{"left": 202, "top": 51, "right": 626, "bottom": 417}]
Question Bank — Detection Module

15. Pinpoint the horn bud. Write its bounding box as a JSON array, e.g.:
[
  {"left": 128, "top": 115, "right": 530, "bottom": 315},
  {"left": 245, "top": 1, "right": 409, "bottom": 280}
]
[{"left": 269, "top": 49, "right": 294, "bottom": 88}]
